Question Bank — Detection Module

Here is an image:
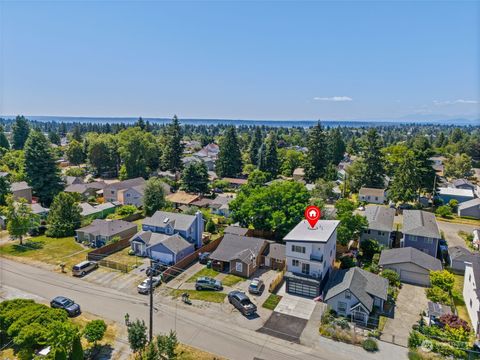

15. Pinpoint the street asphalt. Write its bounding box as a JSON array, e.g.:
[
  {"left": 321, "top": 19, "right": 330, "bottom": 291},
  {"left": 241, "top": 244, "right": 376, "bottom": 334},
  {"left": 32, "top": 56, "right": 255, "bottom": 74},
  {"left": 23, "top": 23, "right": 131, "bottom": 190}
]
[{"left": 0, "top": 257, "right": 408, "bottom": 360}]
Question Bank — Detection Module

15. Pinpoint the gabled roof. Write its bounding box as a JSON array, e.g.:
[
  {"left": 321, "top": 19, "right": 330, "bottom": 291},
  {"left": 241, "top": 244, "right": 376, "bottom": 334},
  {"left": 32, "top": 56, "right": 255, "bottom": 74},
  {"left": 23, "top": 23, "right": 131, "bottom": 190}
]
[
  {"left": 224, "top": 225, "right": 249, "bottom": 236},
  {"left": 143, "top": 211, "right": 198, "bottom": 231},
  {"left": 11, "top": 181, "right": 31, "bottom": 192},
  {"left": 65, "top": 181, "right": 105, "bottom": 194},
  {"left": 378, "top": 247, "right": 442, "bottom": 271},
  {"left": 403, "top": 210, "right": 441, "bottom": 239},
  {"left": 106, "top": 177, "right": 145, "bottom": 190},
  {"left": 210, "top": 233, "right": 267, "bottom": 263},
  {"left": 283, "top": 220, "right": 340, "bottom": 243},
  {"left": 324, "top": 267, "right": 388, "bottom": 312},
  {"left": 459, "top": 198, "right": 480, "bottom": 210},
  {"left": 263, "top": 242, "right": 286, "bottom": 260},
  {"left": 130, "top": 230, "right": 170, "bottom": 246},
  {"left": 449, "top": 246, "right": 478, "bottom": 263},
  {"left": 359, "top": 187, "right": 385, "bottom": 197},
  {"left": 166, "top": 191, "right": 199, "bottom": 205},
  {"left": 76, "top": 219, "right": 137, "bottom": 237},
  {"left": 65, "top": 176, "right": 84, "bottom": 185},
  {"left": 453, "top": 179, "right": 474, "bottom": 188},
  {"left": 79, "top": 202, "right": 116, "bottom": 217},
  {"left": 438, "top": 187, "right": 474, "bottom": 198},
  {"left": 364, "top": 206, "right": 395, "bottom": 232},
  {"left": 131, "top": 231, "right": 193, "bottom": 254}
]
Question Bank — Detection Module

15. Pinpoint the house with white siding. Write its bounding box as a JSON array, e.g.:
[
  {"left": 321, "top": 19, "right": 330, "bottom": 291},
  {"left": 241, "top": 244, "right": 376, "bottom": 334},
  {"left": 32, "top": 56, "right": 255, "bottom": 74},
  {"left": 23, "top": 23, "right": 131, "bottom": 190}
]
[{"left": 464, "top": 261, "right": 480, "bottom": 336}]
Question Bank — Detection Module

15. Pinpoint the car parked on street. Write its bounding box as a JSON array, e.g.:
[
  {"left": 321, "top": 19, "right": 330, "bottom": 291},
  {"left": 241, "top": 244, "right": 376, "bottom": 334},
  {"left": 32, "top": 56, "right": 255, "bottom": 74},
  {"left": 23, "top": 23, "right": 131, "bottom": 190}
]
[
  {"left": 137, "top": 277, "right": 162, "bottom": 294},
  {"left": 195, "top": 277, "right": 223, "bottom": 291},
  {"left": 50, "top": 296, "right": 81, "bottom": 317},
  {"left": 248, "top": 278, "right": 265, "bottom": 295},
  {"left": 228, "top": 291, "right": 257, "bottom": 316},
  {"left": 72, "top": 260, "right": 98, "bottom": 276},
  {"left": 199, "top": 252, "right": 211, "bottom": 265}
]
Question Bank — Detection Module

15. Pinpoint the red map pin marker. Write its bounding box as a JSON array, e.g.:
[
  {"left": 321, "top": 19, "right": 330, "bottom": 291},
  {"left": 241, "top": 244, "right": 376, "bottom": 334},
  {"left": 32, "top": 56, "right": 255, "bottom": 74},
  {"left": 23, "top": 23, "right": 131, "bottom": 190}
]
[{"left": 305, "top": 205, "right": 321, "bottom": 229}]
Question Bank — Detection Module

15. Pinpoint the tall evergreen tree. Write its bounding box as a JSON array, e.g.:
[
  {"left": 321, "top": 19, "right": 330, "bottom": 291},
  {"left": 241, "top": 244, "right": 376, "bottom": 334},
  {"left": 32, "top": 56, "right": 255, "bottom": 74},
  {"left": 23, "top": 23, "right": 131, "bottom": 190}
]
[
  {"left": 262, "top": 133, "right": 279, "bottom": 179},
  {"left": 0, "top": 176, "right": 10, "bottom": 206},
  {"left": 257, "top": 142, "right": 267, "bottom": 173},
  {"left": 46, "top": 192, "right": 81, "bottom": 237},
  {"left": 304, "top": 121, "right": 328, "bottom": 182},
  {"left": 361, "top": 129, "right": 385, "bottom": 188},
  {"left": 181, "top": 161, "right": 209, "bottom": 194},
  {"left": 388, "top": 152, "right": 420, "bottom": 203},
  {"left": 216, "top": 127, "right": 242, "bottom": 178},
  {"left": 66, "top": 140, "right": 86, "bottom": 166},
  {"left": 248, "top": 127, "right": 263, "bottom": 165},
  {"left": 71, "top": 126, "right": 82, "bottom": 142},
  {"left": 161, "top": 115, "right": 184, "bottom": 172},
  {"left": 48, "top": 131, "right": 61, "bottom": 146},
  {"left": 143, "top": 177, "right": 167, "bottom": 216},
  {"left": 12, "top": 115, "right": 30, "bottom": 150},
  {"left": 0, "top": 125, "right": 10, "bottom": 150},
  {"left": 328, "top": 128, "right": 346, "bottom": 165},
  {"left": 24, "top": 130, "right": 63, "bottom": 205},
  {"left": 412, "top": 136, "right": 436, "bottom": 193}
]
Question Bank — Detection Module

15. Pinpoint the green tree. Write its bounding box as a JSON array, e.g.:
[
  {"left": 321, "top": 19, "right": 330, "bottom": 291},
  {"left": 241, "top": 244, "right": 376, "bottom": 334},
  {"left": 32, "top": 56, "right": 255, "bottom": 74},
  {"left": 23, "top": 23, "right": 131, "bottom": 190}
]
[
  {"left": 360, "top": 239, "right": 381, "bottom": 261},
  {"left": 411, "top": 136, "right": 436, "bottom": 192},
  {"left": 46, "top": 192, "right": 82, "bottom": 237},
  {"left": 156, "top": 330, "right": 178, "bottom": 360},
  {"left": 24, "top": 130, "right": 63, "bottom": 205},
  {"left": 48, "top": 131, "right": 61, "bottom": 146},
  {"left": 340, "top": 256, "right": 356, "bottom": 269},
  {"left": 279, "top": 149, "right": 305, "bottom": 177},
  {"left": 246, "top": 169, "right": 268, "bottom": 188},
  {"left": 248, "top": 127, "right": 263, "bottom": 166},
  {"left": 0, "top": 176, "right": 10, "bottom": 205},
  {"left": 430, "top": 270, "right": 455, "bottom": 293},
  {"left": 444, "top": 153, "right": 472, "bottom": 178},
  {"left": 143, "top": 177, "right": 168, "bottom": 216},
  {"left": 47, "top": 320, "right": 81, "bottom": 359},
  {"left": 87, "top": 133, "right": 119, "bottom": 177},
  {"left": 70, "top": 335, "right": 84, "bottom": 360},
  {"left": 127, "top": 319, "right": 148, "bottom": 353},
  {"left": 66, "top": 140, "right": 86, "bottom": 166},
  {"left": 311, "top": 179, "right": 336, "bottom": 201},
  {"left": 304, "top": 121, "right": 328, "bottom": 182},
  {"left": 361, "top": 129, "right": 385, "bottom": 188},
  {"left": 328, "top": 128, "right": 346, "bottom": 165},
  {"left": 181, "top": 161, "right": 209, "bottom": 194},
  {"left": 230, "top": 181, "right": 310, "bottom": 238},
  {"left": 260, "top": 133, "right": 279, "bottom": 179},
  {"left": 388, "top": 151, "right": 420, "bottom": 204},
  {"left": 335, "top": 199, "right": 368, "bottom": 246},
  {"left": 381, "top": 269, "right": 400, "bottom": 287},
  {"left": 71, "top": 126, "right": 82, "bottom": 142},
  {"left": 65, "top": 167, "right": 86, "bottom": 177},
  {"left": 216, "top": 127, "right": 242, "bottom": 178},
  {"left": 83, "top": 319, "right": 107, "bottom": 347},
  {"left": 205, "top": 218, "right": 216, "bottom": 233},
  {"left": 161, "top": 116, "right": 184, "bottom": 172},
  {"left": 12, "top": 115, "right": 30, "bottom": 150},
  {"left": 0, "top": 125, "right": 10, "bottom": 149},
  {"left": 436, "top": 205, "right": 452, "bottom": 218},
  {"left": 6, "top": 196, "right": 38, "bottom": 245}
]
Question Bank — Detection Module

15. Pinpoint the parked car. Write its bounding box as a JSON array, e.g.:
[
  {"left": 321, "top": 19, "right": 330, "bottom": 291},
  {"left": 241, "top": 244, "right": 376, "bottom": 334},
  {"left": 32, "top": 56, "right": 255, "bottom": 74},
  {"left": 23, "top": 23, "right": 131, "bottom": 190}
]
[
  {"left": 199, "top": 252, "right": 211, "bottom": 265},
  {"left": 146, "top": 263, "right": 167, "bottom": 277},
  {"left": 137, "top": 277, "right": 162, "bottom": 294},
  {"left": 195, "top": 277, "right": 223, "bottom": 291},
  {"left": 228, "top": 291, "right": 257, "bottom": 316},
  {"left": 50, "top": 296, "right": 81, "bottom": 316},
  {"left": 72, "top": 261, "right": 98, "bottom": 276},
  {"left": 248, "top": 278, "right": 265, "bottom": 295}
]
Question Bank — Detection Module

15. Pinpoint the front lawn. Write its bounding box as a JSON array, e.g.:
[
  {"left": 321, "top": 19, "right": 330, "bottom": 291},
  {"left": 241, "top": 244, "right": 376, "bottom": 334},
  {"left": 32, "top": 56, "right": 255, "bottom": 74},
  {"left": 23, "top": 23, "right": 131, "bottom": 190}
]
[
  {"left": 170, "top": 289, "right": 226, "bottom": 303},
  {"left": 452, "top": 274, "right": 470, "bottom": 326},
  {"left": 222, "top": 274, "right": 243, "bottom": 287},
  {"left": 186, "top": 267, "right": 220, "bottom": 282},
  {"left": 262, "top": 294, "right": 282, "bottom": 310},
  {"left": 0, "top": 235, "right": 89, "bottom": 273}
]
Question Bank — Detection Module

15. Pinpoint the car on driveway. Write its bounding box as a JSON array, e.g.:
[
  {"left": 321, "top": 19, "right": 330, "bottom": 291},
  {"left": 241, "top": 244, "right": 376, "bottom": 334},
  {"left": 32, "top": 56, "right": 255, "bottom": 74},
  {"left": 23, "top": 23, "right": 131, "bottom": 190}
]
[
  {"left": 228, "top": 290, "right": 257, "bottom": 316},
  {"left": 50, "top": 296, "right": 81, "bottom": 316},
  {"left": 195, "top": 277, "right": 223, "bottom": 291},
  {"left": 137, "top": 277, "right": 162, "bottom": 294},
  {"left": 72, "top": 260, "right": 98, "bottom": 276},
  {"left": 248, "top": 278, "right": 265, "bottom": 295}
]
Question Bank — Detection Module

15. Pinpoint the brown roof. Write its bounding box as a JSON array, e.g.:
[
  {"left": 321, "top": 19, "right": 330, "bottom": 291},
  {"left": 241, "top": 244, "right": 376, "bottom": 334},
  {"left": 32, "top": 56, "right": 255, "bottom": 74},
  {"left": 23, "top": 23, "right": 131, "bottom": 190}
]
[
  {"left": 222, "top": 177, "right": 248, "bottom": 185},
  {"left": 166, "top": 191, "right": 199, "bottom": 205},
  {"left": 359, "top": 187, "right": 385, "bottom": 197}
]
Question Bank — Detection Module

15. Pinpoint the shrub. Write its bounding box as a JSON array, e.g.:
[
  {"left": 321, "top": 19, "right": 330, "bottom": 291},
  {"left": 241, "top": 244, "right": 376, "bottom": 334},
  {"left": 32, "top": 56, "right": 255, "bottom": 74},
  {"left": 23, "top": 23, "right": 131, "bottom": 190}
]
[
  {"left": 438, "top": 314, "right": 470, "bottom": 332},
  {"left": 436, "top": 205, "right": 452, "bottom": 218},
  {"left": 368, "top": 329, "right": 380, "bottom": 339},
  {"left": 321, "top": 308, "right": 336, "bottom": 325},
  {"left": 430, "top": 270, "right": 454, "bottom": 293},
  {"left": 408, "top": 330, "right": 426, "bottom": 348},
  {"left": 116, "top": 205, "right": 138, "bottom": 217},
  {"left": 340, "top": 256, "right": 356, "bottom": 269},
  {"left": 65, "top": 167, "right": 86, "bottom": 177},
  {"left": 381, "top": 269, "right": 401, "bottom": 287},
  {"left": 362, "top": 338, "right": 378, "bottom": 352},
  {"left": 448, "top": 199, "right": 458, "bottom": 211},
  {"left": 360, "top": 239, "right": 381, "bottom": 260},
  {"left": 333, "top": 318, "right": 350, "bottom": 330},
  {"left": 425, "top": 286, "right": 450, "bottom": 304}
]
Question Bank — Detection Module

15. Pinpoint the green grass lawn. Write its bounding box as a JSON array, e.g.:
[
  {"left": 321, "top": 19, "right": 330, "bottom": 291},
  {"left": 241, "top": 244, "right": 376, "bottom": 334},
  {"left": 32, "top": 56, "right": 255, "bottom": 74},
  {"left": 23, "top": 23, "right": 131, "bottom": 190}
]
[
  {"left": 170, "top": 289, "right": 226, "bottom": 303},
  {"left": 0, "top": 235, "right": 89, "bottom": 273},
  {"left": 105, "top": 246, "right": 143, "bottom": 270},
  {"left": 186, "top": 267, "right": 220, "bottom": 282},
  {"left": 222, "top": 274, "right": 243, "bottom": 287},
  {"left": 452, "top": 274, "right": 470, "bottom": 326},
  {"left": 262, "top": 294, "right": 282, "bottom": 310}
]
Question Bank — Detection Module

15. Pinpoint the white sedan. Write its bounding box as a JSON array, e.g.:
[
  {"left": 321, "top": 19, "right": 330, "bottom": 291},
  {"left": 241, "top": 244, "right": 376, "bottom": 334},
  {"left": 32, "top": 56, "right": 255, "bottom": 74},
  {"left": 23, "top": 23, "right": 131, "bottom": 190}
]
[{"left": 137, "top": 276, "right": 161, "bottom": 294}]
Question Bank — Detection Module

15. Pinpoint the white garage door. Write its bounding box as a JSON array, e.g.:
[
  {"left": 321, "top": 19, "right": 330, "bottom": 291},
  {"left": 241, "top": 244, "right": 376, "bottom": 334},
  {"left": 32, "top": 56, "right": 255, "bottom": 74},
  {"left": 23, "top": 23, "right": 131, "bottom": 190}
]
[
  {"left": 400, "top": 270, "right": 429, "bottom": 286},
  {"left": 151, "top": 251, "right": 173, "bottom": 264}
]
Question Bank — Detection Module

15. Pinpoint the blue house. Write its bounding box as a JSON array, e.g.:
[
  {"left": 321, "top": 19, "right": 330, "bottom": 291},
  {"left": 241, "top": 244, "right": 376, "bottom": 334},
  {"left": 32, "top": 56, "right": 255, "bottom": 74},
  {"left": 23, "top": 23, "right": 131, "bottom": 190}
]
[
  {"left": 401, "top": 210, "right": 442, "bottom": 259},
  {"left": 437, "top": 187, "right": 474, "bottom": 204}
]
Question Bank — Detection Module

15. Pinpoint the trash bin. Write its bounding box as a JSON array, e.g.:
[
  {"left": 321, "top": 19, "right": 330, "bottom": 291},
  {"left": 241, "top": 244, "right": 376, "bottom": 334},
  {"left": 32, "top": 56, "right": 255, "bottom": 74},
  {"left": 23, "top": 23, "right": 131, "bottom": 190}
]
[{"left": 207, "top": 260, "right": 212, "bottom": 269}]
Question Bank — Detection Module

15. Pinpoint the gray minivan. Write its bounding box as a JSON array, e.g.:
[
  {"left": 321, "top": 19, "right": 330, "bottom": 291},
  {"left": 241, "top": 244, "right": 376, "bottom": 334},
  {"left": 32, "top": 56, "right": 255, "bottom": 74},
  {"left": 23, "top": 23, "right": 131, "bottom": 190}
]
[{"left": 72, "top": 261, "right": 98, "bottom": 276}]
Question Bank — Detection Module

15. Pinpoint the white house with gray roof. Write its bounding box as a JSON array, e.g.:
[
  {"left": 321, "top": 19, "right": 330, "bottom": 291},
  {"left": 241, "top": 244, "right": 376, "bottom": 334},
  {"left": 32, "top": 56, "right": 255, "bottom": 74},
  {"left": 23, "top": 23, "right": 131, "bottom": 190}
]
[
  {"left": 283, "top": 220, "right": 340, "bottom": 298},
  {"left": 360, "top": 206, "right": 395, "bottom": 247},
  {"left": 463, "top": 260, "right": 480, "bottom": 336},
  {"left": 401, "top": 210, "right": 442, "bottom": 259},
  {"left": 324, "top": 267, "right": 388, "bottom": 324},
  {"left": 359, "top": 187, "right": 386, "bottom": 204},
  {"left": 379, "top": 247, "right": 442, "bottom": 286}
]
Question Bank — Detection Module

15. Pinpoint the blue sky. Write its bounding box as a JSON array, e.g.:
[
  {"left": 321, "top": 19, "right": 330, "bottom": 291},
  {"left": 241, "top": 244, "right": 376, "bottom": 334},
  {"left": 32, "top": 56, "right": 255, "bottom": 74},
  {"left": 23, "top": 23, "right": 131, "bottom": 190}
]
[{"left": 1, "top": 1, "right": 479, "bottom": 121}]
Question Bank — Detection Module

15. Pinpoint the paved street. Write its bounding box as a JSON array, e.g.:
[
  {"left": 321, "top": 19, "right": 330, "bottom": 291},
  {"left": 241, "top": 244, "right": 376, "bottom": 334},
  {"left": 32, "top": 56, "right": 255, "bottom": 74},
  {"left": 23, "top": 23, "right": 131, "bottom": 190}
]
[
  {"left": 437, "top": 220, "right": 479, "bottom": 249},
  {"left": 0, "top": 258, "right": 408, "bottom": 360}
]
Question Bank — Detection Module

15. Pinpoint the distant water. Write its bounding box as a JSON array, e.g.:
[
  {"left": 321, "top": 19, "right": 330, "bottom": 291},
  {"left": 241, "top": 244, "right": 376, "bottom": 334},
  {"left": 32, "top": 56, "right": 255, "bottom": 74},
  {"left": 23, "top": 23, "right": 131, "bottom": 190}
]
[{"left": 2, "top": 115, "right": 479, "bottom": 128}]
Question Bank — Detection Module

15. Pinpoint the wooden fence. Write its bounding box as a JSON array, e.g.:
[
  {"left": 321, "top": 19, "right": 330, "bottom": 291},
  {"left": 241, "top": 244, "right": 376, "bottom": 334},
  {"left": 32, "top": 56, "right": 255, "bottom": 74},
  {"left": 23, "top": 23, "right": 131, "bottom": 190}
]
[{"left": 87, "top": 238, "right": 131, "bottom": 262}]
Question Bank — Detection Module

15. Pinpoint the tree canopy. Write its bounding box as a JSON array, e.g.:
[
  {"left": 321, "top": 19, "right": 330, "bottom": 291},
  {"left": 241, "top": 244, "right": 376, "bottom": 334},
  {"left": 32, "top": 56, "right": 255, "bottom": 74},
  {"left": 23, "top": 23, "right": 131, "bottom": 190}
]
[
  {"left": 143, "top": 177, "right": 168, "bottom": 216},
  {"left": 12, "top": 116, "right": 30, "bottom": 150},
  {"left": 181, "top": 161, "right": 209, "bottom": 194},
  {"left": 216, "top": 127, "right": 242, "bottom": 178},
  {"left": 46, "top": 192, "right": 82, "bottom": 237}
]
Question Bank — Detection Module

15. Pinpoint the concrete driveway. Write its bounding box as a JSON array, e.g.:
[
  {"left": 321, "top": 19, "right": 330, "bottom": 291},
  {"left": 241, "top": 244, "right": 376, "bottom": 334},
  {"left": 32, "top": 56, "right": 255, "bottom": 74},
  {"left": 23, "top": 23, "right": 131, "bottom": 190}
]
[
  {"left": 381, "top": 284, "right": 428, "bottom": 346},
  {"left": 275, "top": 283, "right": 317, "bottom": 320},
  {"left": 437, "top": 220, "right": 479, "bottom": 249}
]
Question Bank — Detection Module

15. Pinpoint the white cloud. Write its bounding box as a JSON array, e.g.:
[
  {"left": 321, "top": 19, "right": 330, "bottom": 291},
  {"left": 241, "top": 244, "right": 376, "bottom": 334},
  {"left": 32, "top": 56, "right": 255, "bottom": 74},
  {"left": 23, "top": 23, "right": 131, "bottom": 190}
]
[
  {"left": 313, "top": 96, "right": 353, "bottom": 102},
  {"left": 433, "top": 99, "right": 478, "bottom": 105}
]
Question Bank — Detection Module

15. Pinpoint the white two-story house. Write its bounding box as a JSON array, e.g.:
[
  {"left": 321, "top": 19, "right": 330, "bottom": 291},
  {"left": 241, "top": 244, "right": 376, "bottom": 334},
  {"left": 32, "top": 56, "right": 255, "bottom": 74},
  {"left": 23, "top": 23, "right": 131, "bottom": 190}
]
[
  {"left": 283, "top": 219, "right": 340, "bottom": 298},
  {"left": 464, "top": 261, "right": 480, "bottom": 336}
]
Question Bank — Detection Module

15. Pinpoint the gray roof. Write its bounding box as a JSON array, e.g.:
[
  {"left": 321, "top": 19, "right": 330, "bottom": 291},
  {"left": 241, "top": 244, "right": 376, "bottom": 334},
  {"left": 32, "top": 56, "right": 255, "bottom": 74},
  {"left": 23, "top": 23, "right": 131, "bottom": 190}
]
[
  {"left": 263, "top": 242, "right": 286, "bottom": 260},
  {"left": 65, "top": 181, "right": 105, "bottom": 194},
  {"left": 106, "top": 177, "right": 145, "bottom": 190},
  {"left": 459, "top": 198, "right": 480, "bottom": 210},
  {"left": 359, "top": 187, "right": 385, "bottom": 197},
  {"left": 65, "top": 176, "right": 84, "bottom": 185},
  {"left": 159, "top": 233, "right": 193, "bottom": 254},
  {"left": 403, "top": 210, "right": 441, "bottom": 239},
  {"left": 76, "top": 219, "right": 137, "bottom": 237},
  {"left": 453, "top": 179, "right": 474, "bottom": 188},
  {"left": 30, "top": 203, "right": 49, "bottom": 215},
  {"left": 79, "top": 202, "right": 116, "bottom": 217},
  {"left": 224, "top": 225, "right": 249, "bottom": 236},
  {"left": 364, "top": 206, "right": 395, "bottom": 232},
  {"left": 143, "top": 211, "right": 197, "bottom": 231},
  {"left": 449, "top": 246, "right": 478, "bottom": 263},
  {"left": 324, "top": 267, "right": 388, "bottom": 312},
  {"left": 130, "top": 230, "right": 170, "bottom": 246},
  {"left": 130, "top": 231, "right": 192, "bottom": 254},
  {"left": 283, "top": 220, "right": 340, "bottom": 243},
  {"left": 378, "top": 247, "right": 442, "bottom": 271},
  {"left": 428, "top": 301, "right": 452, "bottom": 318},
  {"left": 11, "top": 181, "right": 31, "bottom": 192},
  {"left": 210, "top": 233, "right": 267, "bottom": 263}
]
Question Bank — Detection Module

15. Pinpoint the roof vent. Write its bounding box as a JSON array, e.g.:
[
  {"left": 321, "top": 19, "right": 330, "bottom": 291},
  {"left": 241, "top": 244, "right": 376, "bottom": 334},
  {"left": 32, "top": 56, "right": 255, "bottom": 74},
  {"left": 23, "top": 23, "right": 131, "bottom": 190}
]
[{"left": 163, "top": 217, "right": 169, "bottom": 223}]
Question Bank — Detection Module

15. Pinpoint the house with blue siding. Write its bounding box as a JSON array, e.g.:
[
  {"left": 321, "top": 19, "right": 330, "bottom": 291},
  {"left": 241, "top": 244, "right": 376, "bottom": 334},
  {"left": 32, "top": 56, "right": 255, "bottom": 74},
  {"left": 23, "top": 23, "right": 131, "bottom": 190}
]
[
  {"left": 401, "top": 210, "right": 442, "bottom": 259},
  {"left": 437, "top": 187, "right": 474, "bottom": 204}
]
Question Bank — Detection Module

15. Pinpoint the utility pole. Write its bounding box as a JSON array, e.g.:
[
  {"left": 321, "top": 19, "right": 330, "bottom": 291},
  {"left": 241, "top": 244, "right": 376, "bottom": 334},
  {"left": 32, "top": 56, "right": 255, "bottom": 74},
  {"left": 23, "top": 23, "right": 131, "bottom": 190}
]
[{"left": 149, "top": 259, "right": 153, "bottom": 343}]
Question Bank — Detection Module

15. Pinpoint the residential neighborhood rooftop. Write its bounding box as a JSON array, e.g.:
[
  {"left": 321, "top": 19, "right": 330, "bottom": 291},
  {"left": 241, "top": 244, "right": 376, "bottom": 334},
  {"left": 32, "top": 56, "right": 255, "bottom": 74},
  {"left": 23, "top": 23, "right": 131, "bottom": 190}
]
[
  {"left": 143, "top": 211, "right": 199, "bottom": 231},
  {"left": 438, "top": 187, "right": 474, "bottom": 197},
  {"left": 11, "top": 181, "right": 31, "bottom": 191},
  {"left": 363, "top": 205, "right": 395, "bottom": 232},
  {"left": 166, "top": 191, "right": 199, "bottom": 205},
  {"left": 77, "top": 219, "right": 137, "bottom": 237},
  {"left": 359, "top": 187, "right": 385, "bottom": 197},
  {"left": 283, "top": 220, "right": 340, "bottom": 243},
  {"left": 402, "top": 210, "right": 441, "bottom": 239},
  {"left": 378, "top": 247, "right": 442, "bottom": 271},
  {"left": 210, "top": 233, "right": 267, "bottom": 262}
]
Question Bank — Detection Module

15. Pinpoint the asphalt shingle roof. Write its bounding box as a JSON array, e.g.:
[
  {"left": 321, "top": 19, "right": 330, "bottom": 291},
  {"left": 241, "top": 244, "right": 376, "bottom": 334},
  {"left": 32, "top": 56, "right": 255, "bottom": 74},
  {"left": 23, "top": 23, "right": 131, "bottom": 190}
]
[
  {"left": 11, "top": 181, "right": 31, "bottom": 192},
  {"left": 77, "top": 219, "right": 137, "bottom": 237},
  {"left": 359, "top": 187, "right": 385, "bottom": 197},
  {"left": 378, "top": 247, "right": 442, "bottom": 271},
  {"left": 143, "top": 211, "right": 198, "bottom": 232},
  {"left": 459, "top": 198, "right": 480, "bottom": 210},
  {"left": 364, "top": 206, "right": 395, "bottom": 232},
  {"left": 210, "top": 233, "right": 267, "bottom": 262},
  {"left": 402, "top": 210, "right": 441, "bottom": 239}
]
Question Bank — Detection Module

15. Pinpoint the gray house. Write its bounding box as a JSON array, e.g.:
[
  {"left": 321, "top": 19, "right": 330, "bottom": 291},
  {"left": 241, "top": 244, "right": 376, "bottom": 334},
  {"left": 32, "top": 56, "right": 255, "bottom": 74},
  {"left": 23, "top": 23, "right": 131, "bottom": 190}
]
[
  {"left": 360, "top": 206, "right": 395, "bottom": 247},
  {"left": 324, "top": 267, "right": 388, "bottom": 324},
  {"left": 449, "top": 246, "right": 479, "bottom": 273},
  {"left": 458, "top": 198, "right": 480, "bottom": 219},
  {"left": 402, "top": 210, "right": 442, "bottom": 258},
  {"left": 129, "top": 231, "right": 194, "bottom": 265},
  {"left": 75, "top": 219, "right": 138, "bottom": 247},
  {"left": 379, "top": 247, "right": 442, "bottom": 286},
  {"left": 453, "top": 179, "right": 476, "bottom": 192}
]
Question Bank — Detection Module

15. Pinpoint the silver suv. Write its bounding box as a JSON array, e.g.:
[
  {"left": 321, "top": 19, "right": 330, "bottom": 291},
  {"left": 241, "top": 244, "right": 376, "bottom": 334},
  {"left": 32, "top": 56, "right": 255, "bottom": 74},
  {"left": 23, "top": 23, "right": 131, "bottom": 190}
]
[
  {"left": 72, "top": 261, "right": 98, "bottom": 276},
  {"left": 195, "top": 277, "right": 223, "bottom": 291}
]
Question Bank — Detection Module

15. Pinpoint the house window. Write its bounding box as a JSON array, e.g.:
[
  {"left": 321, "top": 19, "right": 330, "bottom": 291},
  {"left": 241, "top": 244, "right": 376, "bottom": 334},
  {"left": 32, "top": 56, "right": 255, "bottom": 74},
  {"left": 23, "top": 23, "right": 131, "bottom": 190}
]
[
  {"left": 410, "top": 236, "right": 417, "bottom": 242},
  {"left": 469, "top": 274, "right": 472, "bottom": 282},
  {"left": 126, "top": 193, "right": 130, "bottom": 197},
  {"left": 338, "top": 302, "right": 347, "bottom": 313},
  {"left": 470, "top": 299, "right": 473, "bottom": 307},
  {"left": 301, "top": 263, "right": 310, "bottom": 275},
  {"left": 366, "top": 230, "right": 371, "bottom": 234},
  {"left": 425, "top": 238, "right": 433, "bottom": 245},
  {"left": 236, "top": 262, "right": 243, "bottom": 273},
  {"left": 345, "top": 290, "right": 351, "bottom": 299},
  {"left": 292, "top": 259, "right": 299, "bottom": 267},
  {"left": 292, "top": 245, "right": 306, "bottom": 254},
  {"left": 375, "top": 197, "right": 378, "bottom": 201}
]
